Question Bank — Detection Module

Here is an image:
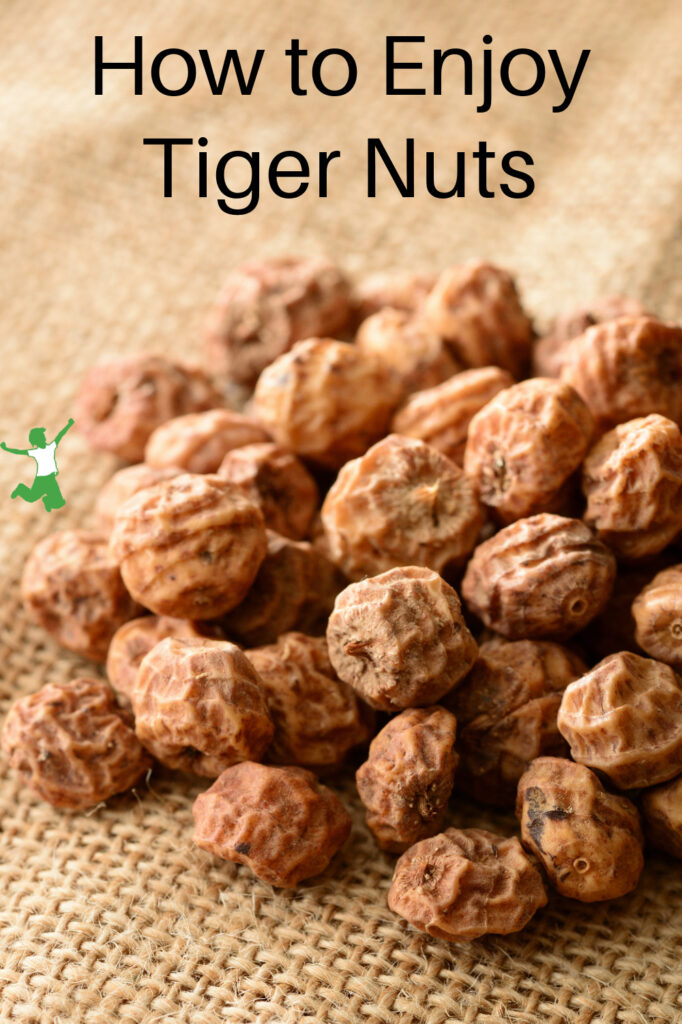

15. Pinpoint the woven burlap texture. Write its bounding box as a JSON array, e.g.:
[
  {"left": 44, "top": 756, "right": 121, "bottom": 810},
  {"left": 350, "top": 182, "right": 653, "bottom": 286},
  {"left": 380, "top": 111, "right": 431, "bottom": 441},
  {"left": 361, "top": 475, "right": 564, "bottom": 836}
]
[{"left": 1, "top": 0, "right": 681, "bottom": 1021}]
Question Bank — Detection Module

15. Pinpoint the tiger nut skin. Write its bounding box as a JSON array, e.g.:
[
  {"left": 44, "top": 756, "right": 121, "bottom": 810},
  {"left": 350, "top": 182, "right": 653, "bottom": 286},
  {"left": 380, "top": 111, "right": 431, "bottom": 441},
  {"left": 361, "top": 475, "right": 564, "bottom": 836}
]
[
  {"left": 205, "top": 256, "right": 352, "bottom": 387},
  {"left": 633, "top": 565, "right": 682, "bottom": 670},
  {"left": 74, "top": 354, "right": 222, "bottom": 462},
  {"left": 21, "top": 530, "right": 140, "bottom": 662},
  {"left": 144, "top": 409, "right": 270, "bottom": 474},
  {"left": 327, "top": 567, "right": 478, "bottom": 711},
  {"left": 560, "top": 317, "right": 682, "bottom": 434},
  {"left": 192, "top": 761, "right": 352, "bottom": 887},
  {"left": 387, "top": 827, "right": 547, "bottom": 942},
  {"left": 252, "top": 338, "right": 402, "bottom": 470},
  {"left": 533, "top": 296, "right": 648, "bottom": 378},
  {"left": 1, "top": 677, "right": 152, "bottom": 810},
  {"left": 219, "top": 532, "right": 344, "bottom": 648},
  {"left": 444, "top": 639, "right": 586, "bottom": 807},
  {"left": 355, "top": 308, "right": 460, "bottom": 397},
  {"left": 516, "top": 757, "right": 644, "bottom": 902},
  {"left": 95, "top": 464, "right": 183, "bottom": 533},
  {"left": 356, "top": 707, "right": 458, "bottom": 852},
  {"left": 352, "top": 271, "right": 436, "bottom": 324},
  {"left": 218, "top": 442, "right": 319, "bottom": 541},
  {"left": 557, "top": 652, "right": 682, "bottom": 789},
  {"left": 461, "top": 514, "right": 616, "bottom": 641},
  {"left": 320, "top": 435, "right": 482, "bottom": 581},
  {"left": 109, "top": 473, "right": 267, "bottom": 619},
  {"left": 131, "top": 637, "right": 273, "bottom": 776},
  {"left": 423, "top": 261, "right": 534, "bottom": 378},
  {"left": 640, "top": 774, "right": 682, "bottom": 858},
  {"left": 392, "top": 366, "right": 514, "bottom": 467},
  {"left": 246, "top": 633, "right": 374, "bottom": 770},
  {"left": 582, "top": 415, "right": 682, "bottom": 560}
]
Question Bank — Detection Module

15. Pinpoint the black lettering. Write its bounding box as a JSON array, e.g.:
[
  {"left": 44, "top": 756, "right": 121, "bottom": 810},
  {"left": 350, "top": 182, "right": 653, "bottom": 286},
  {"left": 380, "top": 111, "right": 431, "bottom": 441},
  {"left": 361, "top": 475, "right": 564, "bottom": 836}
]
[
  {"left": 367, "top": 138, "right": 415, "bottom": 197},
  {"left": 385, "top": 36, "right": 426, "bottom": 95},
  {"left": 94, "top": 35, "right": 143, "bottom": 95}
]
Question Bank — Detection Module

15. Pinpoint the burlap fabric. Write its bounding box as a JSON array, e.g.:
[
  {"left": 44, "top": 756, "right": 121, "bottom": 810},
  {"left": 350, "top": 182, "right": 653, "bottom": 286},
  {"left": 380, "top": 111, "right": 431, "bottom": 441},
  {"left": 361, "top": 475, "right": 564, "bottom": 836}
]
[{"left": 1, "top": 1, "right": 681, "bottom": 1021}]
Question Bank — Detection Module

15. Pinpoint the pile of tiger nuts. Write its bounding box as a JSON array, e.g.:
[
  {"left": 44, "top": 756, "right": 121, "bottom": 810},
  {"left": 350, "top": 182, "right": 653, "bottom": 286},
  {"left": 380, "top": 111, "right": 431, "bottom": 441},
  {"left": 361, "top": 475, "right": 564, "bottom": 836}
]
[{"left": 5, "top": 255, "right": 682, "bottom": 945}]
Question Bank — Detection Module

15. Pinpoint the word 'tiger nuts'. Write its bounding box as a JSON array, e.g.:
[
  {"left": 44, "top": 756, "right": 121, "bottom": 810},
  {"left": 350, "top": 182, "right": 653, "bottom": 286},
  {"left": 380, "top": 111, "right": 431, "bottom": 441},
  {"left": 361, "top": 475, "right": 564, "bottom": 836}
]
[
  {"left": 144, "top": 409, "right": 270, "bottom": 474},
  {"left": 632, "top": 564, "right": 682, "bottom": 670}
]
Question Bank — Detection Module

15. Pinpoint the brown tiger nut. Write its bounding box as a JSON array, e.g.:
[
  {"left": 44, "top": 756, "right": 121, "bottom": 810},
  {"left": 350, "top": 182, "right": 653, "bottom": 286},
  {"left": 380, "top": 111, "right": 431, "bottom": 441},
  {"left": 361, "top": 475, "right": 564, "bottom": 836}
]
[
  {"left": 464, "top": 378, "right": 594, "bottom": 524},
  {"left": 219, "top": 531, "right": 344, "bottom": 647},
  {"left": 444, "top": 639, "right": 586, "bottom": 806},
  {"left": 558, "top": 652, "right": 682, "bottom": 789},
  {"left": 131, "top": 637, "right": 273, "bottom": 776},
  {"left": 387, "top": 827, "right": 547, "bottom": 942},
  {"left": 640, "top": 774, "right": 682, "bottom": 858},
  {"left": 218, "top": 442, "right": 319, "bottom": 541},
  {"left": 252, "top": 338, "right": 402, "bottom": 470},
  {"left": 560, "top": 317, "right": 682, "bottom": 434},
  {"left": 320, "top": 435, "right": 482, "bottom": 581},
  {"left": 95, "top": 464, "right": 183, "bottom": 533},
  {"left": 75, "top": 354, "right": 222, "bottom": 462},
  {"left": 205, "top": 256, "right": 352, "bottom": 387},
  {"left": 633, "top": 565, "right": 682, "bottom": 670},
  {"left": 327, "top": 567, "right": 477, "bottom": 710},
  {"left": 461, "top": 514, "right": 616, "bottom": 640},
  {"left": 144, "top": 409, "right": 270, "bottom": 474},
  {"left": 109, "top": 473, "right": 267, "bottom": 619},
  {"left": 356, "top": 707, "right": 458, "bottom": 852},
  {"left": 246, "top": 632, "right": 373, "bottom": 770},
  {"left": 392, "top": 366, "right": 514, "bottom": 467},
  {"left": 352, "top": 271, "right": 436, "bottom": 324},
  {"left": 1, "top": 677, "right": 152, "bottom": 810},
  {"left": 582, "top": 415, "right": 682, "bottom": 560},
  {"left": 423, "top": 261, "right": 534, "bottom": 378},
  {"left": 533, "top": 296, "right": 648, "bottom": 378},
  {"left": 192, "top": 761, "right": 351, "bottom": 886},
  {"left": 516, "top": 757, "right": 644, "bottom": 901},
  {"left": 22, "top": 530, "right": 140, "bottom": 662},
  {"left": 355, "top": 308, "right": 460, "bottom": 397}
]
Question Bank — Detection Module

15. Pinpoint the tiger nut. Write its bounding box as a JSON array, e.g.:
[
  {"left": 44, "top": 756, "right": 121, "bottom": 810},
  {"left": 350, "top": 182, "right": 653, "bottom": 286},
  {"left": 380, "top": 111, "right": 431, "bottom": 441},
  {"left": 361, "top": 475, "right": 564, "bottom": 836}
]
[
  {"left": 192, "top": 761, "right": 351, "bottom": 886},
  {"left": 131, "top": 637, "right": 273, "bottom": 776},
  {"left": 461, "top": 514, "right": 616, "bottom": 640},
  {"left": 533, "top": 296, "right": 648, "bottom": 378},
  {"left": 22, "top": 529, "right": 140, "bottom": 662},
  {"left": 640, "top": 774, "right": 682, "bottom": 858},
  {"left": 516, "top": 757, "right": 644, "bottom": 901},
  {"left": 464, "top": 378, "right": 594, "bottom": 524},
  {"left": 355, "top": 308, "right": 460, "bottom": 397},
  {"left": 327, "top": 567, "right": 477, "bottom": 710},
  {"left": 632, "top": 565, "right": 682, "bottom": 670},
  {"left": 252, "top": 338, "right": 401, "bottom": 470},
  {"left": 246, "top": 632, "right": 373, "bottom": 770},
  {"left": 95, "top": 464, "right": 183, "bottom": 533},
  {"left": 144, "top": 409, "right": 270, "bottom": 474},
  {"left": 582, "top": 415, "right": 682, "bottom": 560},
  {"left": 1, "top": 677, "right": 152, "bottom": 810},
  {"left": 387, "top": 827, "right": 547, "bottom": 942},
  {"left": 353, "top": 271, "right": 436, "bottom": 323},
  {"left": 557, "top": 652, "right": 682, "bottom": 789},
  {"left": 320, "top": 435, "right": 482, "bottom": 581},
  {"left": 392, "top": 366, "right": 514, "bottom": 467},
  {"left": 74, "top": 354, "right": 222, "bottom": 462},
  {"left": 356, "top": 707, "right": 458, "bottom": 852},
  {"left": 109, "top": 473, "right": 267, "bottom": 619}
]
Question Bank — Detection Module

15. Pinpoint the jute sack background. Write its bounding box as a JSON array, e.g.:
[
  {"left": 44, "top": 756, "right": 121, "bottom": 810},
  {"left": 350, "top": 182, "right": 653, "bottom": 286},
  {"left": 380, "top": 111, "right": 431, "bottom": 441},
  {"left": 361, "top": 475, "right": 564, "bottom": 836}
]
[{"left": 1, "top": 0, "right": 681, "bottom": 1021}]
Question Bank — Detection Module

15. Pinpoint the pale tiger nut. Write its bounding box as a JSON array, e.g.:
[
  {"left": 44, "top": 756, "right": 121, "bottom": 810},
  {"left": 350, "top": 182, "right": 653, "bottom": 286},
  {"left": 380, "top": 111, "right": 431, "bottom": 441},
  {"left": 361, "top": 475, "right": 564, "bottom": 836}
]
[
  {"left": 632, "top": 564, "right": 682, "bottom": 671},
  {"left": 144, "top": 409, "right": 270, "bottom": 474}
]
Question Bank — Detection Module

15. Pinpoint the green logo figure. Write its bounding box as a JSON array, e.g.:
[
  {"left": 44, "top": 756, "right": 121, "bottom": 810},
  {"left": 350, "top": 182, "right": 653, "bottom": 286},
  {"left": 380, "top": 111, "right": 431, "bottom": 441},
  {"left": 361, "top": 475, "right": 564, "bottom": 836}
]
[{"left": 1, "top": 419, "right": 74, "bottom": 512}]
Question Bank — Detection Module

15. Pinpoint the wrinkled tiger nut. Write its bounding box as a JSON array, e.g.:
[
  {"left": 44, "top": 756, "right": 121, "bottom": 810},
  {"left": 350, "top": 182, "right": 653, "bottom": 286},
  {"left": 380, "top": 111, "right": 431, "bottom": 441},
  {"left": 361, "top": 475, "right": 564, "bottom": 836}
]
[
  {"left": 461, "top": 514, "right": 616, "bottom": 640},
  {"left": 464, "top": 378, "right": 594, "bottom": 524},
  {"left": 246, "top": 632, "right": 373, "bottom": 770},
  {"left": 95, "top": 464, "right": 183, "bottom": 533},
  {"left": 22, "top": 529, "right": 140, "bottom": 662},
  {"left": 560, "top": 317, "right": 682, "bottom": 433},
  {"left": 423, "top": 261, "right": 534, "bottom": 378},
  {"left": 192, "top": 761, "right": 351, "bottom": 886},
  {"left": 582, "top": 415, "right": 682, "bottom": 560},
  {"left": 558, "top": 652, "right": 682, "bottom": 789},
  {"left": 1, "top": 677, "right": 152, "bottom": 810},
  {"left": 392, "top": 366, "right": 514, "bottom": 467},
  {"left": 355, "top": 308, "right": 460, "bottom": 397},
  {"left": 352, "top": 271, "right": 436, "bottom": 324},
  {"left": 356, "top": 707, "right": 458, "bottom": 852},
  {"left": 533, "top": 296, "right": 648, "bottom": 378},
  {"left": 632, "top": 565, "right": 682, "bottom": 670},
  {"left": 131, "top": 637, "right": 273, "bottom": 776},
  {"left": 218, "top": 442, "right": 319, "bottom": 541},
  {"left": 144, "top": 409, "right": 270, "bottom": 474},
  {"left": 109, "top": 473, "right": 267, "bottom": 619},
  {"left": 75, "top": 354, "right": 221, "bottom": 462},
  {"left": 516, "top": 757, "right": 644, "bottom": 901},
  {"left": 327, "top": 566, "right": 477, "bottom": 710},
  {"left": 444, "top": 639, "right": 586, "bottom": 806},
  {"left": 321, "top": 435, "right": 482, "bottom": 581},
  {"left": 387, "top": 827, "right": 547, "bottom": 942},
  {"left": 640, "top": 774, "right": 682, "bottom": 858},
  {"left": 252, "top": 338, "right": 402, "bottom": 470}
]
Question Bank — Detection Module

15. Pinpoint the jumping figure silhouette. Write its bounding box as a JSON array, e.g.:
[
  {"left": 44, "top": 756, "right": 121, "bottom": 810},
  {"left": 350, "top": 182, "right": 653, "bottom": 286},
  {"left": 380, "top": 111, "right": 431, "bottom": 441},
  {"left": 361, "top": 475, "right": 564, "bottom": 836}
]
[{"left": 1, "top": 419, "right": 74, "bottom": 511}]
